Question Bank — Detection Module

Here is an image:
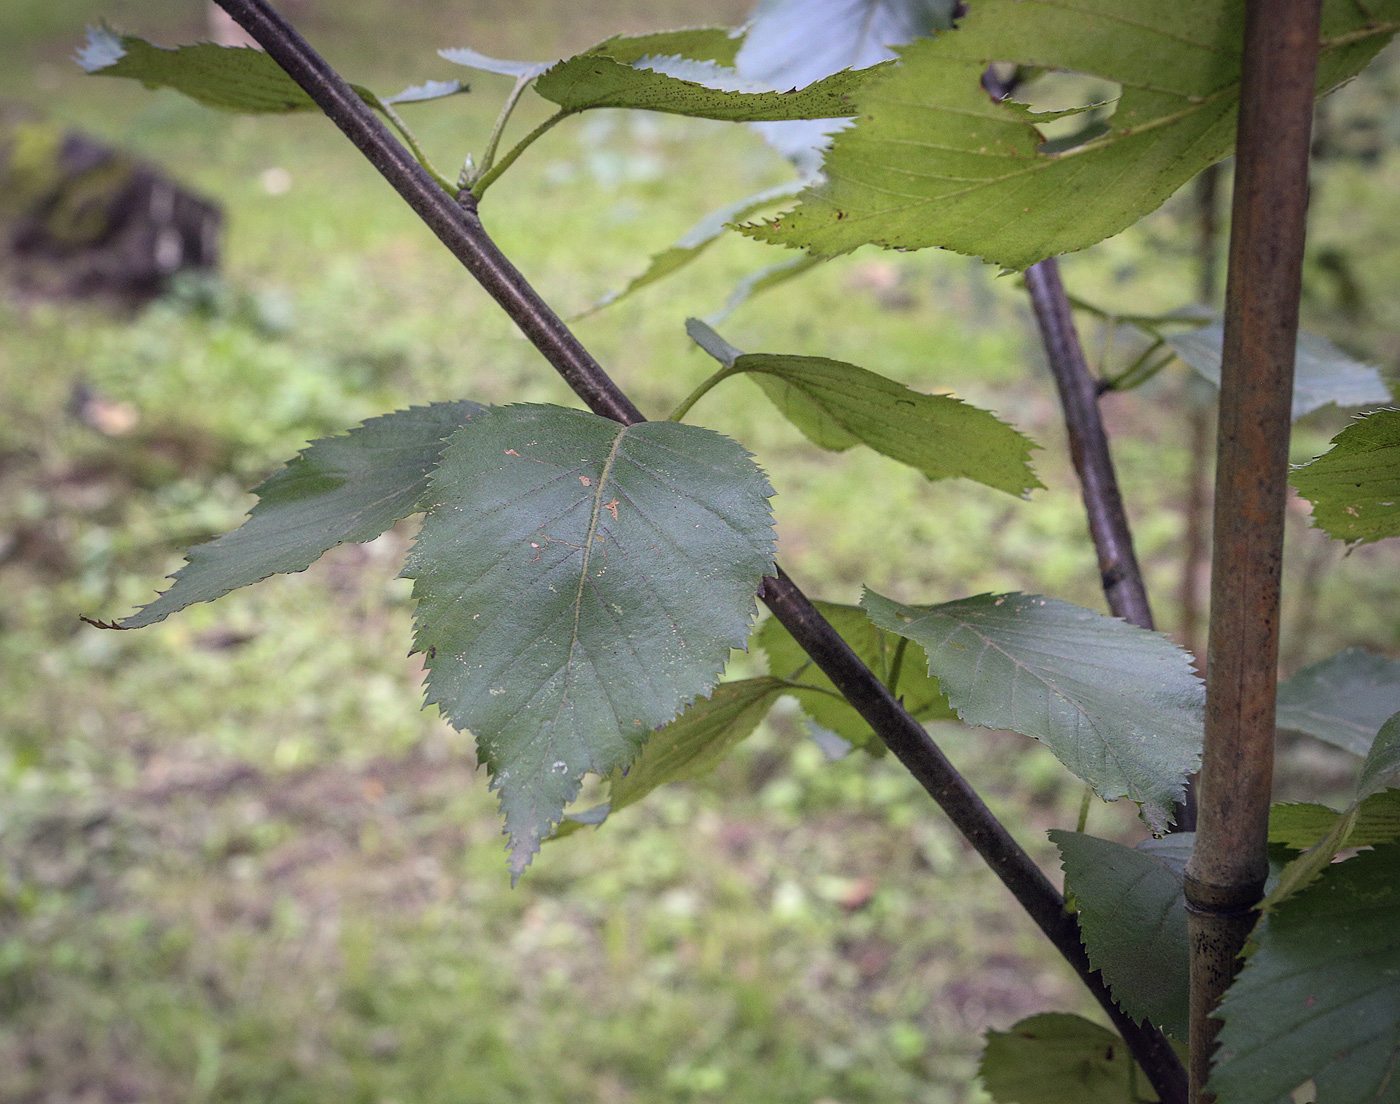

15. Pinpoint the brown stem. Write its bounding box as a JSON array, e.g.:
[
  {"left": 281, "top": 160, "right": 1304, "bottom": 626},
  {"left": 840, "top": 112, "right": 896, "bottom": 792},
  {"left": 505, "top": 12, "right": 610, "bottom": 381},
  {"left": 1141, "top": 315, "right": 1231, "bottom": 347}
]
[
  {"left": 1024, "top": 258, "right": 1155, "bottom": 631},
  {"left": 208, "top": 3, "right": 1188, "bottom": 1098},
  {"left": 1183, "top": 3, "right": 1322, "bottom": 1101}
]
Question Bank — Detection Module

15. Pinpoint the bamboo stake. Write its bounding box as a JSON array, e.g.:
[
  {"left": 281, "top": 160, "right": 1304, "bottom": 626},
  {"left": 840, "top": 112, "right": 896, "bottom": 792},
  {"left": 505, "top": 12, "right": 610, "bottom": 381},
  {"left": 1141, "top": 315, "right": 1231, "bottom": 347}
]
[{"left": 1184, "top": 2, "right": 1322, "bottom": 1100}]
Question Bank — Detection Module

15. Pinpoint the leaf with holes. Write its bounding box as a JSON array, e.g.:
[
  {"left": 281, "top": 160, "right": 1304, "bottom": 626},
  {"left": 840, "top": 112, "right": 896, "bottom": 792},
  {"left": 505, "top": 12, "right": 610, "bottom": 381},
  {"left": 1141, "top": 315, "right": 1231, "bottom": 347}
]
[
  {"left": 1052, "top": 831, "right": 1189, "bottom": 1039},
  {"left": 555, "top": 676, "right": 788, "bottom": 837},
  {"left": 687, "top": 320, "right": 1040, "bottom": 496},
  {"left": 862, "top": 591, "right": 1203, "bottom": 830},
  {"left": 1212, "top": 843, "right": 1400, "bottom": 1104},
  {"left": 758, "top": 601, "right": 954, "bottom": 749},
  {"left": 402, "top": 404, "right": 775, "bottom": 875},
  {"left": 1292, "top": 408, "right": 1400, "bottom": 546},
  {"left": 979, "top": 1013, "right": 1142, "bottom": 1104},
  {"left": 1275, "top": 647, "right": 1400, "bottom": 757},
  {"left": 77, "top": 25, "right": 385, "bottom": 113},
  {"left": 744, "top": 0, "right": 1400, "bottom": 268},
  {"left": 104, "top": 402, "right": 484, "bottom": 629},
  {"left": 1167, "top": 323, "right": 1391, "bottom": 421}
]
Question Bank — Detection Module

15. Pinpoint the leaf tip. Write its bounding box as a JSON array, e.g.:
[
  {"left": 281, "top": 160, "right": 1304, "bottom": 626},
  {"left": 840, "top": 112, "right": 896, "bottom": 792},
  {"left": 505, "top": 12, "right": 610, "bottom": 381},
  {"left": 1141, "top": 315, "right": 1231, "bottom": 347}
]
[{"left": 76, "top": 24, "right": 126, "bottom": 73}]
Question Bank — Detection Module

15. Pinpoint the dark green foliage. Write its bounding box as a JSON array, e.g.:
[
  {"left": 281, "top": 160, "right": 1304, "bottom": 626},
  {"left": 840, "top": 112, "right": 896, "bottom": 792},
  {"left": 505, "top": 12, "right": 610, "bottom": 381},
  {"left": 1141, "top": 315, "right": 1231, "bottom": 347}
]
[
  {"left": 1292, "top": 409, "right": 1400, "bottom": 546},
  {"left": 1276, "top": 647, "right": 1400, "bottom": 756},
  {"left": 402, "top": 404, "right": 775, "bottom": 874},
  {"left": 979, "top": 1013, "right": 1145, "bottom": 1104}
]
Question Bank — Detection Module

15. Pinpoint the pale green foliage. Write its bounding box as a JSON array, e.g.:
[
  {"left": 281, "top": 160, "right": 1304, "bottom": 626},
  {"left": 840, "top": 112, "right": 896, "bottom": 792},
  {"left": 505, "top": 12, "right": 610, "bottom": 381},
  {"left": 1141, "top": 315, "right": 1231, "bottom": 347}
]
[
  {"left": 745, "top": 0, "right": 1400, "bottom": 268},
  {"left": 402, "top": 405, "right": 775, "bottom": 874},
  {"left": 1292, "top": 408, "right": 1400, "bottom": 545},
  {"left": 979, "top": 1013, "right": 1148, "bottom": 1104},
  {"left": 1276, "top": 647, "right": 1400, "bottom": 756},
  {"left": 861, "top": 591, "right": 1203, "bottom": 830}
]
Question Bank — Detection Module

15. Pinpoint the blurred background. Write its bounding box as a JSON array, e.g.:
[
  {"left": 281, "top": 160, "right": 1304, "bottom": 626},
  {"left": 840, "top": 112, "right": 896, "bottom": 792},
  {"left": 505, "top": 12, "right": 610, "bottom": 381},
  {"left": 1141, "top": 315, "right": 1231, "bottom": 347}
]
[{"left": 2, "top": 2, "right": 1398, "bottom": 1101}]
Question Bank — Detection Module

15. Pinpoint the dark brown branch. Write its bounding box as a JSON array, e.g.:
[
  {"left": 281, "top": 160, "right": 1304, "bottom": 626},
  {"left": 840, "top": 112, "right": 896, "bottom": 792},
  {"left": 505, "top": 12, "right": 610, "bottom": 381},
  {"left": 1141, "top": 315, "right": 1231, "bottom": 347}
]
[
  {"left": 1024, "top": 258, "right": 1155, "bottom": 631},
  {"left": 211, "top": 3, "right": 1187, "bottom": 1099},
  {"left": 1184, "top": 2, "right": 1322, "bottom": 1101}
]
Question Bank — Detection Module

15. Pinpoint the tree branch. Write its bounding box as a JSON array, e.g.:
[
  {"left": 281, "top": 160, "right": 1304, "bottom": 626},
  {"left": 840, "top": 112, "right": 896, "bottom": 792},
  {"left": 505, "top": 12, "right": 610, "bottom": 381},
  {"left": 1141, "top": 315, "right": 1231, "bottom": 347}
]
[
  {"left": 1184, "top": 2, "right": 1322, "bottom": 1100},
  {"left": 211, "top": 3, "right": 1186, "bottom": 1098},
  {"left": 1024, "top": 258, "right": 1156, "bottom": 631}
]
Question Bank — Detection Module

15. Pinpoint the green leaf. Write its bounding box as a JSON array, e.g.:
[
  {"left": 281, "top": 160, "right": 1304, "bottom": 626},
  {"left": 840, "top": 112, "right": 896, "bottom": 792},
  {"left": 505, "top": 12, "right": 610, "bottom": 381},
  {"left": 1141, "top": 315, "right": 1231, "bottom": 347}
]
[
  {"left": 1212, "top": 843, "right": 1400, "bottom": 1104},
  {"left": 1268, "top": 790, "right": 1400, "bottom": 852},
  {"left": 437, "top": 47, "right": 557, "bottom": 80},
  {"left": 734, "top": 0, "right": 959, "bottom": 168},
  {"left": 1051, "top": 831, "right": 1189, "bottom": 1039},
  {"left": 1359, "top": 713, "right": 1400, "bottom": 798},
  {"left": 687, "top": 320, "right": 1041, "bottom": 497},
  {"left": 77, "top": 26, "right": 381, "bottom": 114},
  {"left": 980, "top": 1013, "right": 1145, "bottom": 1104},
  {"left": 1292, "top": 408, "right": 1400, "bottom": 546},
  {"left": 582, "top": 179, "right": 808, "bottom": 316},
  {"left": 534, "top": 52, "right": 875, "bottom": 121},
  {"left": 757, "top": 602, "right": 955, "bottom": 749},
  {"left": 584, "top": 28, "right": 742, "bottom": 68},
  {"left": 744, "top": 0, "right": 1400, "bottom": 268},
  {"left": 402, "top": 404, "right": 775, "bottom": 875},
  {"left": 381, "top": 79, "right": 469, "bottom": 106},
  {"left": 1166, "top": 323, "right": 1391, "bottom": 421},
  {"left": 556, "top": 676, "right": 787, "bottom": 836},
  {"left": 108, "top": 402, "right": 484, "bottom": 630},
  {"left": 1276, "top": 647, "right": 1400, "bottom": 756},
  {"left": 704, "top": 254, "right": 827, "bottom": 325},
  {"left": 861, "top": 591, "right": 1203, "bottom": 831}
]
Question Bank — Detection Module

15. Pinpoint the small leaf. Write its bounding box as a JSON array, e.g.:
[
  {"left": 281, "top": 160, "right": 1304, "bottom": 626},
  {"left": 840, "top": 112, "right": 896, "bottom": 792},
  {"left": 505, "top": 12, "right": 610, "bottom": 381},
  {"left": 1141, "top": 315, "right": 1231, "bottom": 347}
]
[
  {"left": 583, "top": 179, "right": 808, "bottom": 316},
  {"left": 1212, "top": 843, "right": 1400, "bottom": 1104},
  {"left": 735, "top": 0, "right": 958, "bottom": 167},
  {"left": 108, "top": 402, "right": 484, "bottom": 629},
  {"left": 1292, "top": 408, "right": 1400, "bottom": 546},
  {"left": 381, "top": 79, "right": 469, "bottom": 105},
  {"left": 1051, "top": 831, "right": 1189, "bottom": 1040},
  {"left": 403, "top": 404, "right": 775, "bottom": 875},
  {"left": 1268, "top": 789, "right": 1400, "bottom": 852},
  {"left": 1359, "top": 712, "right": 1400, "bottom": 798},
  {"left": 757, "top": 602, "right": 955, "bottom": 748},
  {"left": 558, "top": 676, "right": 788, "bottom": 835},
  {"left": 437, "top": 47, "right": 557, "bottom": 80},
  {"left": 862, "top": 591, "right": 1203, "bottom": 831},
  {"left": 78, "top": 26, "right": 380, "bottom": 114},
  {"left": 535, "top": 52, "right": 874, "bottom": 121},
  {"left": 687, "top": 321, "right": 1041, "bottom": 497},
  {"left": 704, "top": 254, "right": 826, "bottom": 325},
  {"left": 1167, "top": 323, "right": 1391, "bottom": 420},
  {"left": 744, "top": 0, "right": 1400, "bottom": 268},
  {"left": 1276, "top": 647, "right": 1400, "bottom": 756},
  {"left": 979, "top": 1013, "right": 1144, "bottom": 1104}
]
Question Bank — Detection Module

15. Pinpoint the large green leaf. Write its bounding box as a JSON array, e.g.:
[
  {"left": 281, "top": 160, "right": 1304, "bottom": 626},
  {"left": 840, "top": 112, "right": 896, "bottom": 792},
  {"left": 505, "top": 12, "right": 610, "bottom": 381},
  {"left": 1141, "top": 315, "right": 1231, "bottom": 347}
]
[
  {"left": 1292, "top": 409, "right": 1400, "bottom": 546},
  {"left": 402, "top": 404, "right": 775, "bottom": 875},
  {"left": 555, "top": 676, "right": 787, "bottom": 836},
  {"left": 757, "top": 601, "right": 955, "bottom": 748},
  {"left": 1212, "top": 843, "right": 1400, "bottom": 1104},
  {"left": 979, "top": 1013, "right": 1145, "bottom": 1104},
  {"left": 1167, "top": 323, "right": 1391, "bottom": 421},
  {"left": 534, "top": 50, "right": 874, "bottom": 122},
  {"left": 1276, "top": 648, "right": 1400, "bottom": 757},
  {"left": 861, "top": 591, "right": 1203, "bottom": 830},
  {"left": 77, "top": 26, "right": 388, "bottom": 113},
  {"left": 687, "top": 320, "right": 1041, "bottom": 496},
  {"left": 106, "top": 402, "right": 484, "bottom": 630},
  {"left": 744, "top": 0, "right": 1400, "bottom": 268},
  {"left": 1051, "top": 831, "right": 1189, "bottom": 1040}
]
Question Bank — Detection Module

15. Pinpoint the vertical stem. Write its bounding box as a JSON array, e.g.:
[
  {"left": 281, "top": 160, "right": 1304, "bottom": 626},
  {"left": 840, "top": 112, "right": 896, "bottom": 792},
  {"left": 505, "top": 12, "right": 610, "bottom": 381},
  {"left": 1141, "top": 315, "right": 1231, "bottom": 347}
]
[
  {"left": 1178, "top": 166, "right": 1222, "bottom": 668},
  {"left": 1025, "top": 258, "right": 1156, "bottom": 631},
  {"left": 1183, "top": 3, "right": 1322, "bottom": 1102}
]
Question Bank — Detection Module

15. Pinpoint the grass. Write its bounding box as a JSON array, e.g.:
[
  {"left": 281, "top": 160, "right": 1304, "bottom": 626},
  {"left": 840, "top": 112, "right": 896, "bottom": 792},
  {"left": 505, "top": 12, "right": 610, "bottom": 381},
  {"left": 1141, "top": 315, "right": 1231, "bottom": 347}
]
[{"left": 2, "top": 3, "right": 1399, "bottom": 1102}]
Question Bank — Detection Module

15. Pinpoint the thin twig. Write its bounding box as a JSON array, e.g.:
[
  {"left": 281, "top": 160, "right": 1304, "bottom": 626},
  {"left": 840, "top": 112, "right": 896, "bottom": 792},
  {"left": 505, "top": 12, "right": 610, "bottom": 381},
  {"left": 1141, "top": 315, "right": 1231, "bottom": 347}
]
[
  {"left": 210, "top": 3, "right": 1187, "bottom": 1098},
  {"left": 1184, "top": 2, "right": 1322, "bottom": 1100},
  {"left": 1025, "top": 258, "right": 1155, "bottom": 630}
]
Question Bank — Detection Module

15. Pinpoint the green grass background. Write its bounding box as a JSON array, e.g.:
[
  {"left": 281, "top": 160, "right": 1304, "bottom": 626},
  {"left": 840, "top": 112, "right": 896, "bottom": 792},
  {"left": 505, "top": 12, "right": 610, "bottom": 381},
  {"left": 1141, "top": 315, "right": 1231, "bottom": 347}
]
[{"left": 2, "top": 3, "right": 1399, "bottom": 1101}]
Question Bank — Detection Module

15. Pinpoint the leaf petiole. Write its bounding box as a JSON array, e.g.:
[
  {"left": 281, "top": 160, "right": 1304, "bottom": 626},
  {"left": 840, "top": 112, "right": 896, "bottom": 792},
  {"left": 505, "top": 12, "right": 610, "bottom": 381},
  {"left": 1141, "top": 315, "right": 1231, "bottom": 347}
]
[
  {"left": 474, "top": 72, "right": 539, "bottom": 185},
  {"left": 667, "top": 362, "right": 751, "bottom": 422},
  {"left": 374, "top": 97, "right": 458, "bottom": 193},
  {"left": 471, "top": 109, "right": 568, "bottom": 198}
]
